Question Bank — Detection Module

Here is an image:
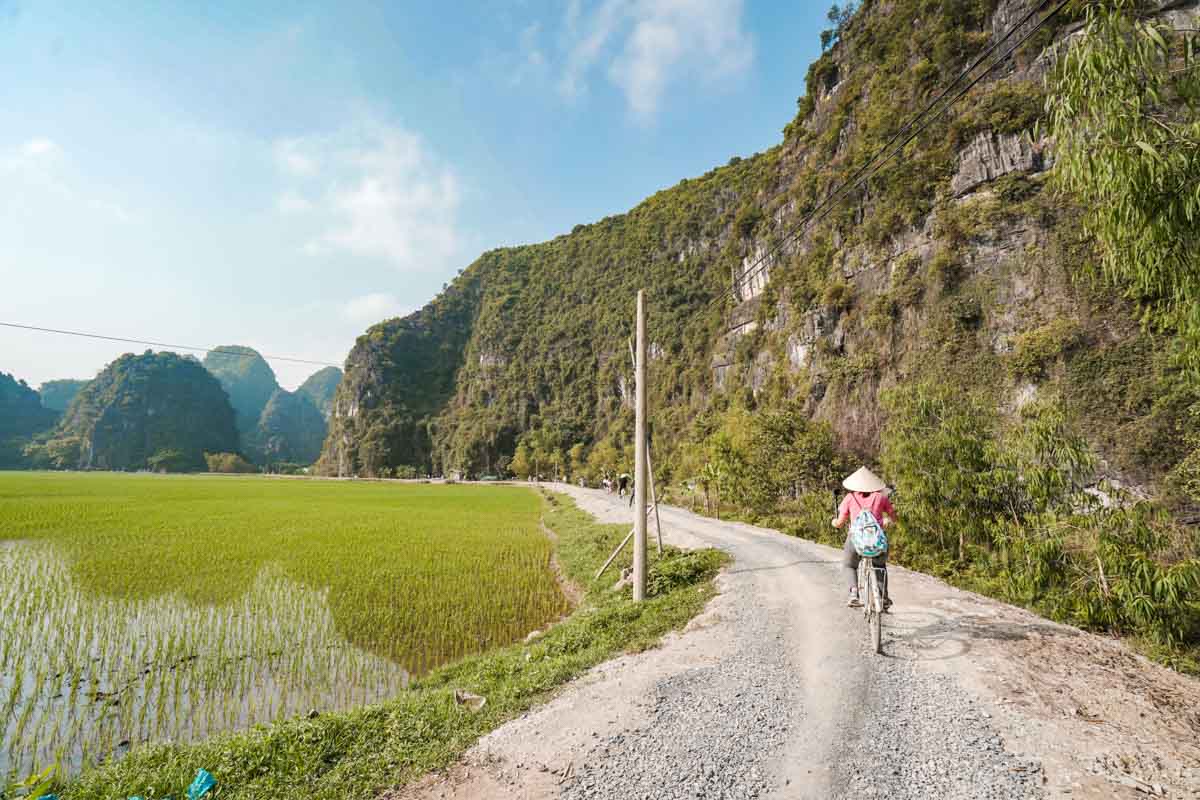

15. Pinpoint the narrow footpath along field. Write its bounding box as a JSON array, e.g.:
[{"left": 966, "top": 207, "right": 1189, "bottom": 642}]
[{"left": 397, "top": 485, "right": 1200, "bottom": 800}]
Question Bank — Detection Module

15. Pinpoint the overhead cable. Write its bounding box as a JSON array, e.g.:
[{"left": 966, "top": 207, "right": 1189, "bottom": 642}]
[{"left": 0, "top": 321, "right": 342, "bottom": 368}]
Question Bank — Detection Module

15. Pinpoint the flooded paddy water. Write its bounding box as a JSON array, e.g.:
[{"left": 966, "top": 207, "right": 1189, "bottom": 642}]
[{"left": 0, "top": 474, "right": 568, "bottom": 780}]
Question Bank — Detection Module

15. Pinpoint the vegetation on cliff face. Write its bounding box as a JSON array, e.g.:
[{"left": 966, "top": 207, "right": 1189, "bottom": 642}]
[
  {"left": 38, "top": 378, "right": 88, "bottom": 412},
  {"left": 323, "top": 1, "right": 1200, "bottom": 664},
  {"left": 0, "top": 372, "right": 58, "bottom": 468},
  {"left": 1050, "top": 0, "right": 1200, "bottom": 375},
  {"left": 29, "top": 352, "right": 238, "bottom": 472},
  {"left": 297, "top": 366, "right": 343, "bottom": 419}
]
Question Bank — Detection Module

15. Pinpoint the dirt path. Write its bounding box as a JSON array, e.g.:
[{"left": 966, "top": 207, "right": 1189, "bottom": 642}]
[{"left": 391, "top": 486, "right": 1200, "bottom": 799}]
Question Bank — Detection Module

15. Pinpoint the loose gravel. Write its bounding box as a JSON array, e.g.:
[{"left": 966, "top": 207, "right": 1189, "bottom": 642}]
[
  {"left": 560, "top": 588, "right": 800, "bottom": 800},
  {"left": 558, "top": 581, "right": 1043, "bottom": 800},
  {"left": 832, "top": 651, "right": 1044, "bottom": 800}
]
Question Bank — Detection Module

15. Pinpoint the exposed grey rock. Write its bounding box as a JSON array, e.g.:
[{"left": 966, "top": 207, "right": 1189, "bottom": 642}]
[{"left": 951, "top": 132, "right": 1049, "bottom": 197}]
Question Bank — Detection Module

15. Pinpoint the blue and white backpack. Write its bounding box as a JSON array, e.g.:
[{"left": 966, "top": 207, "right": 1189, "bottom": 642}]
[{"left": 850, "top": 500, "right": 888, "bottom": 557}]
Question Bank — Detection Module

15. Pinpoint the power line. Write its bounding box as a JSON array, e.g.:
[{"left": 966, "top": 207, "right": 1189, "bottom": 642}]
[
  {"left": 714, "top": 0, "right": 1069, "bottom": 308},
  {"left": 0, "top": 322, "right": 342, "bottom": 368}
]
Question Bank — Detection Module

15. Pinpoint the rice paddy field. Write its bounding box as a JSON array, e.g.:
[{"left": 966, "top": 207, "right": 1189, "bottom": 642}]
[{"left": 0, "top": 473, "right": 568, "bottom": 782}]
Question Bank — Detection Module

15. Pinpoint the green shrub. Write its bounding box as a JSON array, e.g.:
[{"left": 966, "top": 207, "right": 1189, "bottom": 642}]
[
  {"left": 821, "top": 280, "right": 856, "bottom": 311},
  {"left": 647, "top": 547, "right": 726, "bottom": 597},
  {"left": 205, "top": 452, "right": 257, "bottom": 474},
  {"left": 1008, "top": 318, "right": 1083, "bottom": 380},
  {"left": 927, "top": 248, "right": 961, "bottom": 290}
]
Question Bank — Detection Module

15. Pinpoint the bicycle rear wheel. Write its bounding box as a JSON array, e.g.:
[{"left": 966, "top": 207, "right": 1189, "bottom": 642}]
[{"left": 867, "top": 567, "right": 882, "bottom": 654}]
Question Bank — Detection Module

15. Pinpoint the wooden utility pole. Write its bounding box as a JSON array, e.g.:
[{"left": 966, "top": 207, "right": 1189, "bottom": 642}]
[{"left": 633, "top": 290, "right": 648, "bottom": 602}]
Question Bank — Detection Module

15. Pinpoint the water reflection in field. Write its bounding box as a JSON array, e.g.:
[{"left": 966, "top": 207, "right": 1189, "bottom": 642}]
[{"left": 0, "top": 542, "right": 410, "bottom": 780}]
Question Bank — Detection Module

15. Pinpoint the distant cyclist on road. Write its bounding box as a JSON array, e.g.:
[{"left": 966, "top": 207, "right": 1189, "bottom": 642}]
[{"left": 832, "top": 466, "right": 896, "bottom": 609}]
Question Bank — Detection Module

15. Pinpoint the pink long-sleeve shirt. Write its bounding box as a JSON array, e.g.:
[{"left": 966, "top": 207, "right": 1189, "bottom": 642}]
[{"left": 835, "top": 491, "right": 895, "bottom": 526}]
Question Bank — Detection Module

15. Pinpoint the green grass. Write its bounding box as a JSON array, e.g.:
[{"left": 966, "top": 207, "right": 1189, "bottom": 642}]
[
  {"left": 0, "top": 473, "right": 574, "bottom": 783},
  {"left": 36, "top": 488, "right": 724, "bottom": 800}
]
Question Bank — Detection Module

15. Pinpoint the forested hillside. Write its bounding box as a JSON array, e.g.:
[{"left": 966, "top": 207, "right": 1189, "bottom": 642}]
[
  {"left": 322, "top": 0, "right": 1200, "bottom": 666},
  {"left": 0, "top": 373, "right": 58, "bottom": 468},
  {"left": 325, "top": 0, "right": 1192, "bottom": 486},
  {"left": 30, "top": 352, "right": 239, "bottom": 472}
]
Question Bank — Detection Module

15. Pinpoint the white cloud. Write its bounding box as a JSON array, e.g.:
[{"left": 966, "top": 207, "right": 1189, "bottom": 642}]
[
  {"left": 558, "top": 0, "right": 753, "bottom": 116},
  {"left": 22, "top": 138, "right": 58, "bottom": 157},
  {"left": 273, "top": 138, "right": 318, "bottom": 176},
  {"left": 274, "top": 121, "right": 461, "bottom": 272},
  {"left": 341, "top": 292, "right": 412, "bottom": 323},
  {"left": 1, "top": 137, "right": 60, "bottom": 170}
]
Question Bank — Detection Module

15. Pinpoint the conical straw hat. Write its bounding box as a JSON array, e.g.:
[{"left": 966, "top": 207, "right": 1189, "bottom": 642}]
[{"left": 843, "top": 466, "right": 886, "bottom": 493}]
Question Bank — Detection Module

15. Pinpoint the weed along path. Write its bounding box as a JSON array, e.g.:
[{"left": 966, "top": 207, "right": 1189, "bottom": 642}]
[{"left": 396, "top": 485, "right": 1200, "bottom": 800}]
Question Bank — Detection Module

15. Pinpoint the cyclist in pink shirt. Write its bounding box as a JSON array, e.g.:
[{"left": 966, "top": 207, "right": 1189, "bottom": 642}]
[{"left": 832, "top": 466, "right": 896, "bottom": 609}]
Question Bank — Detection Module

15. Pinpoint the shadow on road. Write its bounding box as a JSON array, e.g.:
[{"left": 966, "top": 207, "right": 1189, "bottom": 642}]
[{"left": 881, "top": 610, "right": 1076, "bottom": 662}]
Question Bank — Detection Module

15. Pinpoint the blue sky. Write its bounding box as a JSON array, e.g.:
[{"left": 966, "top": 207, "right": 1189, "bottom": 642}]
[{"left": 1, "top": 0, "right": 827, "bottom": 389}]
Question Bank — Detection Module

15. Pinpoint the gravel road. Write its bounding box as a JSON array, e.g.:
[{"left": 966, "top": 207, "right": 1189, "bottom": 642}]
[
  {"left": 556, "top": 487, "right": 1043, "bottom": 800},
  {"left": 393, "top": 485, "right": 1200, "bottom": 800}
]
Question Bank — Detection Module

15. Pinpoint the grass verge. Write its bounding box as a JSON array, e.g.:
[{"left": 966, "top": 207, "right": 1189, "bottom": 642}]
[{"left": 51, "top": 490, "right": 726, "bottom": 800}]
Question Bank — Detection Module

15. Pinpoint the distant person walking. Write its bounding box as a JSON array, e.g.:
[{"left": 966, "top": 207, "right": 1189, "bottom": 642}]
[
  {"left": 618, "top": 473, "right": 630, "bottom": 499},
  {"left": 832, "top": 466, "right": 896, "bottom": 609}
]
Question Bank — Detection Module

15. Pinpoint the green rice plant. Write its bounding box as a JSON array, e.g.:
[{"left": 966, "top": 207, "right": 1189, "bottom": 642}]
[{"left": 0, "top": 474, "right": 571, "bottom": 781}]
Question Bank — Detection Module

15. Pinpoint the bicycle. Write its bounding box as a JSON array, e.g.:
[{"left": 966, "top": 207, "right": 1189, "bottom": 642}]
[{"left": 857, "top": 556, "right": 887, "bottom": 654}]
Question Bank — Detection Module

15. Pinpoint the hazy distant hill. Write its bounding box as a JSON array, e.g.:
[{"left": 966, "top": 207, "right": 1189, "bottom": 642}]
[
  {"left": 34, "top": 351, "right": 238, "bottom": 472},
  {"left": 0, "top": 372, "right": 58, "bottom": 468},
  {"left": 297, "top": 366, "right": 342, "bottom": 419},
  {"left": 202, "top": 346, "right": 280, "bottom": 437},
  {"left": 38, "top": 378, "right": 88, "bottom": 412},
  {"left": 248, "top": 389, "right": 327, "bottom": 465}
]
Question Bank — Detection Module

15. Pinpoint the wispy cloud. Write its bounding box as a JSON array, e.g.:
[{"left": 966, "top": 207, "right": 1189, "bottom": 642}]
[
  {"left": 273, "top": 138, "right": 318, "bottom": 176},
  {"left": 558, "top": 0, "right": 753, "bottom": 116},
  {"left": 273, "top": 121, "right": 461, "bottom": 272},
  {"left": 1, "top": 137, "right": 136, "bottom": 222}
]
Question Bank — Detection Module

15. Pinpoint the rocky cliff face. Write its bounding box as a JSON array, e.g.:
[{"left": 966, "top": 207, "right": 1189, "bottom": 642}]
[{"left": 322, "top": 0, "right": 1198, "bottom": 491}]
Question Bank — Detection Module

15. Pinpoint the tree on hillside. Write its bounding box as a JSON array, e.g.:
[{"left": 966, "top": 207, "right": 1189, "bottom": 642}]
[
  {"left": 509, "top": 441, "right": 533, "bottom": 479},
  {"left": 1050, "top": 0, "right": 1200, "bottom": 374},
  {"left": 821, "top": 2, "right": 857, "bottom": 50}
]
